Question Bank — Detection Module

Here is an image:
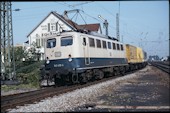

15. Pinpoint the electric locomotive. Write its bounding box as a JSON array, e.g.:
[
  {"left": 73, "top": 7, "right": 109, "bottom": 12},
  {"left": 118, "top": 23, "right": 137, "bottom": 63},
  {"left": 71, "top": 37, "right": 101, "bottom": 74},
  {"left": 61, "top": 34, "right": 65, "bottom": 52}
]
[{"left": 40, "top": 31, "right": 128, "bottom": 86}]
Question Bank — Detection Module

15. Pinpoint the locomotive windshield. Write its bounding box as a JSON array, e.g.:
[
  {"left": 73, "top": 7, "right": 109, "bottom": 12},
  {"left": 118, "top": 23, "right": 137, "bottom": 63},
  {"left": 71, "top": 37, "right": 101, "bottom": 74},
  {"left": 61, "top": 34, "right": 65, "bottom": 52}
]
[
  {"left": 47, "top": 38, "right": 56, "bottom": 48},
  {"left": 61, "top": 36, "right": 73, "bottom": 46}
]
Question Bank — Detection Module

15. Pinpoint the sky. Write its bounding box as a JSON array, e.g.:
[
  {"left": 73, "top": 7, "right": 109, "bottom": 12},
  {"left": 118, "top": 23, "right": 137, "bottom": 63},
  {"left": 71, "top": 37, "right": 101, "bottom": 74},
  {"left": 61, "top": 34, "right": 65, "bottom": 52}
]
[{"left": 12, "top": 1, "right": 169, "bottom": 58}]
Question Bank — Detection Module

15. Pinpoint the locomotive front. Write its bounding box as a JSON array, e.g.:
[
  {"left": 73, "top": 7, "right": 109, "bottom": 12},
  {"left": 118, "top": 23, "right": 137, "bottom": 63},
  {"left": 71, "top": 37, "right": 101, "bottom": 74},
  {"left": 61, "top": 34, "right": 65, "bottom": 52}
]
[{"left": 40, "top": 32, "right": 80, "bottom": 86}]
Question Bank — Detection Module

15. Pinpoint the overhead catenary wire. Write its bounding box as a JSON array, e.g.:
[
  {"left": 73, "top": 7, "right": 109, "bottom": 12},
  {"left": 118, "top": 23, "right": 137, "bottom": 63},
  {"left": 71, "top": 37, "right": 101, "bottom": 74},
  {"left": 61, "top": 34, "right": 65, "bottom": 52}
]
[
  {"left": 13, "top": 3, "right": 62, "bottom": 10},
  {"left": 67, "top": 1, "right": 94, "bottom": 7},
  {"left": 74, "top": 13, "right": 79, "bottom": 23},
  {"left": 95, "top": 2, "right": 150, "bottom": 39}
]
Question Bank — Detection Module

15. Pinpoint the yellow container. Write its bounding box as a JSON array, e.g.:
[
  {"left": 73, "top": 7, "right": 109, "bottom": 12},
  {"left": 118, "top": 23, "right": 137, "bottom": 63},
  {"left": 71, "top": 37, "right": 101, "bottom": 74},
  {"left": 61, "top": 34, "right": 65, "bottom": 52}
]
[
  {"left": 136, "top": 47, "right": 144, "bottom": 62},
  {"left": 125, "top": 44, "right": 144, "bottom": 63}
]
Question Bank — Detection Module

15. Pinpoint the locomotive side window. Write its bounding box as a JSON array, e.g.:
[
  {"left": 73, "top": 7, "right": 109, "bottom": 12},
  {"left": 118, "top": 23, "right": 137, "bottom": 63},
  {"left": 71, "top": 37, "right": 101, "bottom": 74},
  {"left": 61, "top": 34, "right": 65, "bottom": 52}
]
[
  {"left": 120, "top": 44, "right": 124, "bottom": 50},
  {"left": 108, "top": 42, "right": 111, "bottom": 49},
  {"left": 89, "top": 38, "right": 95, "bottom": 47},
  {"left": 61, "top": 36, "right": 73, "bottom": 46},
  {"left": 47, "top": 38, "right": 56, "bottom": 48},
  {"left": 113, "top": 43, "right": 116, "bottom": 50},
  {"left": 102, "top": 41, "right": 107, "bottom": 49},
  {"left": 117, "top": 43, "right": 120, "bottom": 50},
  {"left": 96, "top": 39, "right": 101, "bottom": 48}
]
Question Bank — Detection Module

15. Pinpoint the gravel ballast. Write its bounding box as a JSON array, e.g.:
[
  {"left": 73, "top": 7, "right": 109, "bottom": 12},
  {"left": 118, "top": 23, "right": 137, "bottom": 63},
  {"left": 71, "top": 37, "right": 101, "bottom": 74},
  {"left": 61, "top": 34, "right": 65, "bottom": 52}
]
[{"left": 7, "top": 66, "right": 150, "bottom": 112}]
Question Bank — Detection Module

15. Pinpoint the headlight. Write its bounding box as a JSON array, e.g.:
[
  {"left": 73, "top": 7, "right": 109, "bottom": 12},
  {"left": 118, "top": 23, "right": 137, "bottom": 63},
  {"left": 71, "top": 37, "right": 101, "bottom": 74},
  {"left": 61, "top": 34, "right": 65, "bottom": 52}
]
[
  {"left": 46, "top": 60, "right": 50, "bottom": 64},
  {"left": 68, "top": 54, "right": 72, "bottom": 62},
  {"left": 68, "top": 58, "right": 72, "bottom": 62},
  {"left": 46, "top": 57, "right": 50, "bottom": 64}
]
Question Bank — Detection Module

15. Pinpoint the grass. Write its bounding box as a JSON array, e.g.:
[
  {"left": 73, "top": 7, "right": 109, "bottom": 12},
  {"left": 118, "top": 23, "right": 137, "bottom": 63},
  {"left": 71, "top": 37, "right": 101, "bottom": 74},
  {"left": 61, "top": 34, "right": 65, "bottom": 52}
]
[{"left": 1, "top": 83, "right": 39, "bottom": 92}]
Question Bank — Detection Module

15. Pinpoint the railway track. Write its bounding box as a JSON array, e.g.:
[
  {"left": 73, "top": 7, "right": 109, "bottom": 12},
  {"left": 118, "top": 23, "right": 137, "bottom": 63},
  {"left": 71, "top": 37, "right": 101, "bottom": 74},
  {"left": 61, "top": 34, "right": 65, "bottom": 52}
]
[
  {"left": 149, "top": 61, "right": 170, "bottom": 74},
  {"left": 1, "top": 67, "right": 144, "bottom": 112}
]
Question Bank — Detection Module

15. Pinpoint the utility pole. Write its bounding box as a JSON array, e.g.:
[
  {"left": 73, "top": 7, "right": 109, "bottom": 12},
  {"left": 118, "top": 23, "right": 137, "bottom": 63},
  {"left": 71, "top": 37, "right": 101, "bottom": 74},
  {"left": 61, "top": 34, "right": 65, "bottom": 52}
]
[
  {"left": 116, "top": 13, "right": 120, "bottom": 41},
  {"left": 98, "top": 15, "right": 108, "bottom": 36},
  {"left": 116, "top": 1, "right": 120, "bottom": 41},
  {"left": 0, "top": 2, "right": 16, "bottom": 80}
]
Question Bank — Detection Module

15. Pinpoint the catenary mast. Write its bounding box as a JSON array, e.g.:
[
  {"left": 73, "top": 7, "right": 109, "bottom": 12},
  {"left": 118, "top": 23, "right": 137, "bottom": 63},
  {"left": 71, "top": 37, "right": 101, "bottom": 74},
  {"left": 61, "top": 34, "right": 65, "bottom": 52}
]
[{"left": 0, "top": 1, "right": 16, "bottom": 80}]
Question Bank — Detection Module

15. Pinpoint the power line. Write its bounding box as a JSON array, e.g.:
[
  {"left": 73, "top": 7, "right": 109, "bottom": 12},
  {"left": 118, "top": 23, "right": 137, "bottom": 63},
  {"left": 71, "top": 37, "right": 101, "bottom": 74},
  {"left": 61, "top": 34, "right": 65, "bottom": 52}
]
[
  {"left": 13, "top": 13, "right": 47, "bottom": 19},
  {"left": 13, "top": 4, "right": 60, "bottom": 10},
  {"left": 96, "top": 2, "right": 116, "bottom": 18},
  {"left": 80, "top": 10, "right": 101, "bottom": 22},
  {"left": 69, "top": 1, "right": 94, "bottom": 7},
  {"left": 96, "top": 2, "right": 149, "bottom": 39}
]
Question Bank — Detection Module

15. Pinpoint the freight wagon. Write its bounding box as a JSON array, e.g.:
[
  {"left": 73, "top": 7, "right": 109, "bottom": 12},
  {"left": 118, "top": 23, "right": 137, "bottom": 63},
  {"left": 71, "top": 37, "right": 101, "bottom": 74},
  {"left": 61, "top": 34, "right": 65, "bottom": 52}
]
[{"left": 125, "top": 44, "right": 147, "bottom": 71}]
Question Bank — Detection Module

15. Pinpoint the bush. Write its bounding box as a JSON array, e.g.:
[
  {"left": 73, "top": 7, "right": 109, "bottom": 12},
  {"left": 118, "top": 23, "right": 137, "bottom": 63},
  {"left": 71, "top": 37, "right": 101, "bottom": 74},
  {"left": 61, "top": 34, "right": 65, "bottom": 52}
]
[
  {"left": 27, "top": 68, "right": 40, "bottom": 87},
  {"left": 16, "top": 61, "right": 42, "bottom": 74},
  {"left": 16, "top": 61, "right": 44, "bottom": 88}
]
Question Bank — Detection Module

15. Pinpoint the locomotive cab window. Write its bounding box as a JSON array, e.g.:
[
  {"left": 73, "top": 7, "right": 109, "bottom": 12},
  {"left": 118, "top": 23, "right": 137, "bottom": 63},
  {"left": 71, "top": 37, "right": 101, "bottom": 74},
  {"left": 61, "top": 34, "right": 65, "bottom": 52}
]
[
  {"left": 61, "top": 36, "right": 73, "bottom": 46},
  {"left": 47, "top": 38, "right": 56, "bottom": 48}
]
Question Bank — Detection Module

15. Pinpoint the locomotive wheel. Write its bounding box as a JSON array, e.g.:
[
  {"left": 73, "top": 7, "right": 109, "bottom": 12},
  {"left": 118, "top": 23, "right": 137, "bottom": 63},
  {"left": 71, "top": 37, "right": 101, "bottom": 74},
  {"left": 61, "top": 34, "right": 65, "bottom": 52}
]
[
  {"left": 46, "top": 76, "right": 50, "bottom": 86},
  {"left": 113, "top": 67, "right": 119, "bottom": 76},
  {"left": 95, "top": 70, "right": 104, "bottom": 80},
  {"left": 71, "top": 74, "right": 79, "bottom": 84},
  {"left": 54, "top": 78, "right": 64, "bottom": 86},
  {"left": 98, "top": 70, "right": 104, "bottom": 79},
  {"left": 120, "top": 67, "right": 125, "bottom": 76},
  {"left": 79, "top": 73, "right": 87, "bottom": 84}
]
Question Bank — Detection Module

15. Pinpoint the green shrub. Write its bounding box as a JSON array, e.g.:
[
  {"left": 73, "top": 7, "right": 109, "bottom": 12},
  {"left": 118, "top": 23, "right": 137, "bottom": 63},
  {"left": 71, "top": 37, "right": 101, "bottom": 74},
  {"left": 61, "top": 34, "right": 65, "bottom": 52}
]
[{"left": 16, "top": 61, "right": 44, "bottom": 88}]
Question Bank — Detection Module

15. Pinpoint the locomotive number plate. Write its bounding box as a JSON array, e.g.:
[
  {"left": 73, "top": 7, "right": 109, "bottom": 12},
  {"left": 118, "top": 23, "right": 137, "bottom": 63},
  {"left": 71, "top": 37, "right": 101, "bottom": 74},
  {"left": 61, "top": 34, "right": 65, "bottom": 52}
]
[{"left": 55, "top": 52, "right": 61, "bottom": 57}]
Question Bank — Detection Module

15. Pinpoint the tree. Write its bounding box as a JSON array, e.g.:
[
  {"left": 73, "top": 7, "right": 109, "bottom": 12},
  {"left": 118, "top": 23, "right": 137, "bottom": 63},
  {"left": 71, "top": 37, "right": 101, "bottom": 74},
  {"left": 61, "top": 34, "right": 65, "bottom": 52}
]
[{"left": 22, "top": 42, "right": 42, "bottom": 61}]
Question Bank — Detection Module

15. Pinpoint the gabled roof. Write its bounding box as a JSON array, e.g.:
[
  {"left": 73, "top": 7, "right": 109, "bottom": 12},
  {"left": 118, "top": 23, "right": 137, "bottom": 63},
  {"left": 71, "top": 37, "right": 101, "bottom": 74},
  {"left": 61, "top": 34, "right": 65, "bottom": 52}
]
[
  {"left": 27, "top": 11, "right": 101, "bottom": 37},
  {"left": 52, "top": 12, "right": 78, "bottom": 31},
  {"left": 79, "top": 23, "right": 100, "bottom": 32}
]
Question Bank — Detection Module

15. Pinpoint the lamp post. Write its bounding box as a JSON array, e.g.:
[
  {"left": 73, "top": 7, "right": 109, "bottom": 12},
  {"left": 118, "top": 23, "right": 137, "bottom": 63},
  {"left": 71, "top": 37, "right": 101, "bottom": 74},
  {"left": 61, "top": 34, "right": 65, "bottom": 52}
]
[{"left": 98, "top": 15, "right": 108, "bottom": 36}]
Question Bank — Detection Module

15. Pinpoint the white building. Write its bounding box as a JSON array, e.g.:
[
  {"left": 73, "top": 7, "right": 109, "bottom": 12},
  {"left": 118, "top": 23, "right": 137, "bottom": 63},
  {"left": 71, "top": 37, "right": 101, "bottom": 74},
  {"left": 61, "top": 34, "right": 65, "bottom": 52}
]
[{"left": 24, "top": 11, "right": 102, "bottom": 60}]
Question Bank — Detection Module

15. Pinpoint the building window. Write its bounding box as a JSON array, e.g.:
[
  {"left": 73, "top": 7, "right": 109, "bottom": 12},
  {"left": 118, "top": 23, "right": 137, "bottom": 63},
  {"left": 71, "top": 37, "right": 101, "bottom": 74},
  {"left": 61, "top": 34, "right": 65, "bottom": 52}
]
[
  {"left": 102, "top": 40, "right": 107, "bottom": 49},
  {"left": 61, "top": 36, "right": 73, "bottom": 46},
  {"left": 47, "top": 38, "right": 56, "bottom": 48},
  {"left": 48, "top": 23, "right": 50, "bottom": 32},
  {"left": 117, "top": 43, "right": 120, "bottom": 50},
  {"left": 41, "top": 38, "right": 44, "bottom": 47},
  {"left": 89, "top": 38, "right": 95, "bottom": 47},
  {"left": 51, "top": 26, "right": 54, "bottom": 31},
  {"left": 108, "top": 42, "right": 111, "bottom": 49},
  {"left": 36, "top": 38, "right": 40, "bottom": 47},
  {"left": 56, "top": 22, "right": 58, "bottom": 31},
  {"left": 51, "top": 23, "right": 56, "bottom": 32},
  {"left": 113, "top": 43, "right": 116, "bottom": 50},
  {"left": 96, "top": 39, "right": 101, "bottom": 48}
]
